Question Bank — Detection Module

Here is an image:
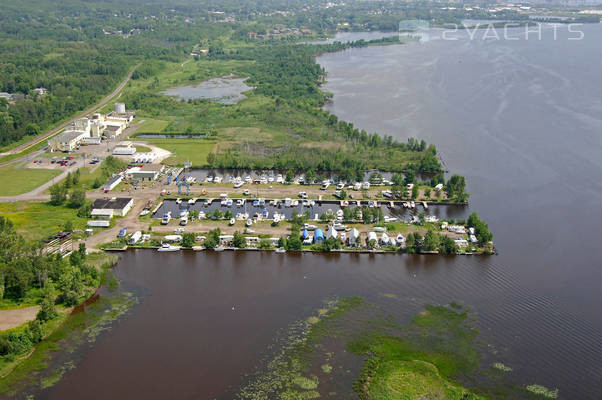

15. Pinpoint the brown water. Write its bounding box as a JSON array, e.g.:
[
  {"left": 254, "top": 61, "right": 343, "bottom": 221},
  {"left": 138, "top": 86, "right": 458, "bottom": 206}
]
[{"left": 20, "top": 25, "right": 602, "bottom": 400}]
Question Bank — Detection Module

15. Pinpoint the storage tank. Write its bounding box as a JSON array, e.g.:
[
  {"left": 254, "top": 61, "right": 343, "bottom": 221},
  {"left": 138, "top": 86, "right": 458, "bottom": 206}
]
[{"left": 114, "top": 103, "right": 126, "bottom": 114}]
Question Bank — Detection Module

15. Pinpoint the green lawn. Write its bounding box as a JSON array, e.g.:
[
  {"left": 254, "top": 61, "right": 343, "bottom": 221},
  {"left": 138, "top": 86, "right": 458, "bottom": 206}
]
[
  {"left": 144, "top": 138, "right": 216, "bottom": 166},
  {"left": 0, "top": 164, "right": 62, "bottom": 196},
  {"left": 0, "top": 202, "right": 87, "bottom": 240},
  {"left": 135, "top": 118, "right": 169, "bottom": 133}
]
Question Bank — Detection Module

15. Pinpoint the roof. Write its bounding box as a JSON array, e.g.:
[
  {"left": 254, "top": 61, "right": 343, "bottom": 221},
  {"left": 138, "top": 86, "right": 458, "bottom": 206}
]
[
  {"left": 314, "top": 228, "right": 324, "bottom": 238},
  {"left": 104, "top": 175, "right": 122, "bottom": 186},
  {"left": 105, "top": 125, "right": 121, "bottom": 131},
  {"left": 91, "top": 197, "right": 132, "bottom": 210},
  {"left": 138, "top": 164, "right": 163, "bottom": 172},
  {"left": 54, "top": 130, "right": 86, "bottom": 143}
]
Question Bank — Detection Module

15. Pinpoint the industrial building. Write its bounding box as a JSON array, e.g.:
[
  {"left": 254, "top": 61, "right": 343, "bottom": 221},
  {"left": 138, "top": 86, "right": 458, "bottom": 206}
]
[
  {"left": 90, "top": 197, "right": 134, "bottom": 217},
  {"left": 48, "top": 103, "right": 135, "bottom": 152},
  {"left": 126, "top": 165, "right": 163, "bottom": 181}
]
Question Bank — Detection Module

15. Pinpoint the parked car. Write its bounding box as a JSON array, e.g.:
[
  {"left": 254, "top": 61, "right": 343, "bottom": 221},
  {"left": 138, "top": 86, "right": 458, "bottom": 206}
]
[{"left": 117, "top": 228, "right": 127, "bottom": 238}]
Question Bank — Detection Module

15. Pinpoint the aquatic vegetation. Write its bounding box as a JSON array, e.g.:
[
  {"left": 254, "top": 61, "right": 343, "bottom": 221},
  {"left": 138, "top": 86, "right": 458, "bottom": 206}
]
[
  {"left": 237, "top": 298, "right": 363, "bottom": 400},
  {"left": 526, "top": 384, "right": 559, "bottom": 399},
  {"left": 349, "top": 303, "right": 486, "bottom": 399},
  {"left": 491, "top": 362, "right": 512, "bottom": 373},
  {"left": 0, "top": 291, "right": 137, "bottom": 396},
  {"left": 321, "top": 364, "right": 333, "bottom": 374},
  {"left": 359, "top": 359, "right": 484, "bottom": 400}
]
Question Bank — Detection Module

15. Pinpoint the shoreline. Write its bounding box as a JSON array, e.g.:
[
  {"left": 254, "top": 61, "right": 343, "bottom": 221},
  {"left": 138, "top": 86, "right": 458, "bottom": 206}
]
[{"left": 111, "top": 245, "right": 497, "bottom": 256}]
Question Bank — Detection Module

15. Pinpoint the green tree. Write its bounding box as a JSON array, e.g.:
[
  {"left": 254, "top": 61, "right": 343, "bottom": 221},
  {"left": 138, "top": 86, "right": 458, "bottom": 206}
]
[
  {"left": 224, "top": 210, "right": 233, "bottom": 220},
  {"left": 182, "top": 233, "right": 196, "bottom": 248},
  {"left": 68, "top": 187, "right": 86, "bottom": 208},
  {"left": 286, "top": 234, "right": 302, "bottom": 251},
  {"left": 37, "top": 286, "right": 57, "bottom": 322},
  {"left": 258, "top": 240, "right": 272, "bottom": 250},
  {"left": 467, "top": 212, "right": 493, "bottom": 243},
  {"left": 50, "top": 184, "right": 67, "bottom": 205},
  {"left": 446, "top": 174, "right": 469, "bottom": 202},
  {"left": 285, "top": 170, "right": 294, "bottom": 183},
  {"left": 423, "top": 230, "right": 440, "bottom": 251},
  {"left": 232, "top": 231, "right": 246, "bottom": 248},
  {"left": 24, "top": 122, "right": 41, "bottom": 137},
  {"left": 63, "top": 220, "right": 73, "bottom": 232},
  {"left": 212, "top": 209, "right": 223, "bottom": 220},
  {"left": 439, "top": 236, "right": 458, "bottom": 254}
]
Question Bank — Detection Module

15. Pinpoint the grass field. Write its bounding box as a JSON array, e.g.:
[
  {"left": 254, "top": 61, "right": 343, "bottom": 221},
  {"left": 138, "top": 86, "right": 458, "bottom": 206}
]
[
  {"left": 0, "top": 164, "right": 62, "bottom": 196},
  {"left": 0, "top": 202, "right": 86, "bottom": 240},
  {"left": 135, "top": 118, "right": 169, "bottom": 133},
  {"left": 144, "top": 138, "right": 216, "bottom": 166}
]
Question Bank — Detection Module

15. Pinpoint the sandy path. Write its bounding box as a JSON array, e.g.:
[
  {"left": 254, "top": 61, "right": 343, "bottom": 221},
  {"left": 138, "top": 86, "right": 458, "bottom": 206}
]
[{"left": 0, "top": 306, "right": 40, "bottom": 331}]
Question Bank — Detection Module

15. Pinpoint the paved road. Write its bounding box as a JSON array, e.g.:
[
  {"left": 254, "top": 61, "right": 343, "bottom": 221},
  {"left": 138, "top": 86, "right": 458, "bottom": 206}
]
[{"left": 0, "top": 64, "right": 139, "bottom": 166}]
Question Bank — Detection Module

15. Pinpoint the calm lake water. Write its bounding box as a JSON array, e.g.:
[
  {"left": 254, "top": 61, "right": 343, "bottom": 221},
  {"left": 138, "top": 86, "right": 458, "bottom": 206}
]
[{"left": 25, "top": 25, "right": 602, "bottom": 399}]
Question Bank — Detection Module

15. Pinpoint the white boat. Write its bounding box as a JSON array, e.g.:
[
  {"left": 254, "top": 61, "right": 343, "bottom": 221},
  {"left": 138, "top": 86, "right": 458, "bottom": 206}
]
[
  {"left": 234, "top": 181, "right": 243, "bottom": 188},
  {"left": 275, "top": 247, "right": 286, "bottom": 253},
  {"left": 268, "top": 175, "right": 275, "bottom": 183},
  {"left": 214, "top": 246, "right": 225, "bottom": 252},
  {"left": 198, "top": 211, "right": 206, "bottom": 219},
  {"left": 242, "top": 189, "right": 250, "bottom": 196},
  {"left": 180, "top": 217, "right": 188, "bottom": 226},
  {"left": 244, "top": 175, "right": 252, "bottom": 183},
  {"left": 229, "top": 218, "right": 235, "bottom": 226},
  {"left": 140, "top": 209, "right": 150, "bottom": 216},
  {"left": 165, "top": 234, "right": 182, "bottom": 242},
  {"left": 158, "top": 243, "right": 181, "bottom": 252}
]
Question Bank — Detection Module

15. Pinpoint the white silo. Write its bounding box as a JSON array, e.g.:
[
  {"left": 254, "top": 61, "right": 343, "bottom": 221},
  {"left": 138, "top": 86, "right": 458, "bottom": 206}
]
[{"left": 114, "top": 103, "right": 126, "bottom": 114}]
